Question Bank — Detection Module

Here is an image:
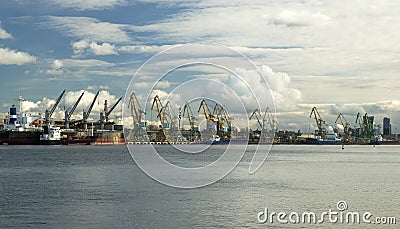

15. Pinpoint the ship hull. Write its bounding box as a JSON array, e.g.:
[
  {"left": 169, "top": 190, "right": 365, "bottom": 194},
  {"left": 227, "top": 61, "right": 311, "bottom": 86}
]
[
  {"left": 94, "top": 131, "right": 125, "bottom": 145},
  {"left": 0, "top": 130, "right": 42, "bottom": 145},
  {"left": 305, "top": 138, "right": 342, "bottom": 145},
  {"left": 208, "top": 139, "right": 248, "bottom": 145}
]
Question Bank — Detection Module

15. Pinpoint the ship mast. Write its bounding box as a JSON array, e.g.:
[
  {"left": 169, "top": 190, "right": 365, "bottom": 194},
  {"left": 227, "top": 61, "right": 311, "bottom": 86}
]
[{"left": 18, "top": 95, "right": 24, "bottom": 114}]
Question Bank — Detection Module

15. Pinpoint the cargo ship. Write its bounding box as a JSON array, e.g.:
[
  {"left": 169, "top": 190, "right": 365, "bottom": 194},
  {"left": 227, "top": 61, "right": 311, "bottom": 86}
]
[
  {"left": 305, "top": 133, "right": 342, "bottom": 145},
  {"left": 0, "top": 98, "right": 65, "bottom": 145},
  {"left": 0, "top": 100, "right": 43, "bottom": 145}
]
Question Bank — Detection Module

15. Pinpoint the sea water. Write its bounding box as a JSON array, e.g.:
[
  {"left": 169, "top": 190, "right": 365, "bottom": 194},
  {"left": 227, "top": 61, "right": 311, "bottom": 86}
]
[{"left": 0, "top": 145, "right": 399, "bottom": 228}]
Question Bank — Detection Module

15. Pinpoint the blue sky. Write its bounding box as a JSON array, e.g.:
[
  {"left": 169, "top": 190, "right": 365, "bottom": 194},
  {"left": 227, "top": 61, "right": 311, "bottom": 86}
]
[{"left": 1, "top": 0, "right": 400, "bottom": 132}]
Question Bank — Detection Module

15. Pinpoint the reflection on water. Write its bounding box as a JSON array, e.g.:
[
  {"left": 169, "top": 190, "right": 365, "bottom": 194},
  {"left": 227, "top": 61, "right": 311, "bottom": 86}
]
[{"left": 0, "top": 145, "right": 399, "bottom": 228}]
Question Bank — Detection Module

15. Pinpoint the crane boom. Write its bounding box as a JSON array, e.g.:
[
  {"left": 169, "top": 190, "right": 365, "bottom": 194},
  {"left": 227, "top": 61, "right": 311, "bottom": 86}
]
[
  {"left": 48, "top": 89, "right": 66, "bottom": 118},
  {"left": 82, "top": 90, "right": 99, "bottom": 131},
  {"left": 263, "top": 107, "right": 276, "bottom": 130},
  {"left": 45, "top": 89, "right": 66, "bottom": 126},
  {"left": 151, "top": 95, "right": 163, "bottom": 123},
  {"left": 183, "top": 102, "right": 196, "bottom": 130},
  {"left": 219, "top": 105, "right": 232, "bottom": 128},
  {"left": 335, "top": 113, "right": 350, "bottom": 132},
  {"left": 160, "top": 101, "right": 173, "bottom": 127},
  {"left": 250, "top": 109, "right": 263, "bottom": 129},
  {"left": 67, "top": 91, "right": 85, "bottom": 120},
  {"left": 86, "top": 90, "right": 100, "bottom": 118},
  {"left": 198, "top": 99, "right": 212, "bottom": 120},
  {"left": 105, "top": 97, "right": 122, "bottom": 122}
]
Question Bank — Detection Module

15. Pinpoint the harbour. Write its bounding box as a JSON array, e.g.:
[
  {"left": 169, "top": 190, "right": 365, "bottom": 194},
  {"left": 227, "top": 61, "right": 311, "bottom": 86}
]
[{"left": 1, "top": 91, "right": 399, "bottom": 146}]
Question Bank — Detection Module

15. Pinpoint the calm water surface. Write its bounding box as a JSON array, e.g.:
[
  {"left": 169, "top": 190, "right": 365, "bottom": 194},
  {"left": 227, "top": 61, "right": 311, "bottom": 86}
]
[{"left": 0, "top": 145, "right": 399, "bottom": 228}]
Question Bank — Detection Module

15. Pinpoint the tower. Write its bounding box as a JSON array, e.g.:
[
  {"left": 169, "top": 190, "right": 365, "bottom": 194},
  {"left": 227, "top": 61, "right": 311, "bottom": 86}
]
[{"left": 383, "top": 117, "right": 391, "bottom": 135}]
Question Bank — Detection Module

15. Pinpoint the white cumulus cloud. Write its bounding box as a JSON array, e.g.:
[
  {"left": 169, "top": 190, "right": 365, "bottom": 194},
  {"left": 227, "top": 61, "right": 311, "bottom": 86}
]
[
  {"left": 0, "top": 21, "right": 12, "bottom": 39},
  {"left": 48, "top": 0, "right": 126, "bottom": 10},
  {"left": 72, "top": 40, "right": 118, "bottom": 55},
  {"left": 0, "top": 48, "right": 36, "bottom": 65},
  {"left": 89, "top": 42, "right": 117, "bottom": 55},
  {"left": 271, "top": 10, "right": 330, "bottom": 27}
]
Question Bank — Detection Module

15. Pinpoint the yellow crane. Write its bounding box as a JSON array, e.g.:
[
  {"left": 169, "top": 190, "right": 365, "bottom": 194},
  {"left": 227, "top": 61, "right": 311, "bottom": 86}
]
[
  {"left": 250, "top": 107, "right": 276, "bottom": 131},
  {"left": 128, "top": 92, "right": 147, "bottom": 141},
  {"left": 335, "top": 113, "right": 350, "bottom": 133},
  {"left": 182, "top": 102, "right": 198, "bottom": 141},
  {"left": 310, "top": 106, "right": 324, "bottom": 136},
  {"left": 128, "top": 92, "right": 144, "bottom": 127},
  {"left": 198, "top": 99, "right": 214, "bottom": 120},
  {"left": 250, "top": 109, "right": 263, "bottom": 130},
  {"left": 335, "top": 113, "right": 351, "bottom": 143},
  {"left": 150, "top": 95, "right": 171, "bottom": 142},
  {"left": 212, "top": 104, "right": 232, "bottom": 139}
]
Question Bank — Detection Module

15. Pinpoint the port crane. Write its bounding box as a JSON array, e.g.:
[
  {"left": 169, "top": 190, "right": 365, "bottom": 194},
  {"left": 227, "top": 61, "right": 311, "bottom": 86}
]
[
  {"left": 151, "top": 95, "right": 167, "bottom": 125},
  {"left": 335, "top": 113, "right": 350, "bottom": 133},
  {"left": 182, "top": 102, "right": 198, "bottom": 141},
  {"left": 151, "top": 95, "right": 169, "bottom": 142},
  {"left": 161, "top": 101, "right": 182, "bottom": 141},
  {"left": 356, "top": 113, "right": 373, "bottom": 138},
  {"left": 249, "top": 109, "right": 263, "bottom": 129},
  {"left": 128, "top": 92, "right": 147, "bottom": 141},
  {"left": 128, "top": 92, "right": 144, "bottom": 127},
  {"left": 249, "top": 107, "right": 277, "bottom": 131},
  {"left": 310, "top": 106, "right": 325, "bottom": 136},
  {"left": 212, "top": 104, "right": 232, "bottom": 139},
  {"left": 100, "top": 97, "right": 122, "bottom": 129},
  {"left": 212, "top": 104, "right": 223, "bottom": 135},
  {"left": 249, "top": 107, "right": 276, "bottom": 144},
  {"left": 219, "top": 105, "right": 232, "bottom": 130},
  {"left": 198, "top": 99, "right": 220, "bottom": 140},
  {"left": 83, "top": 90, "right": 100, "bottom": 131},
  {"left": 45, "top": 89, "right": 66, "bottom": 126},
  {"left": 64, "top": 91, "right": 85, "bottom": 129},
  {"left": 103, "top": 97, "right": 122, "bottom": 122},
  {"left": 264, "top": 107, "right": 277, "bottom": 131},
  {"left": 198, "top": 99, "right": 215, "bottom": 121},
  {"left": 335, "top": 113, "right": 351, "bottom": 143},
  {"left": 160, "top": 101, "right": 175, "bottom": 129}
]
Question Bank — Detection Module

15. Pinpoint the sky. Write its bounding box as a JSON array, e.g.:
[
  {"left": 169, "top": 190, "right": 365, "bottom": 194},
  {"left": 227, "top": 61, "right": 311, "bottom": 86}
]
[{"left": 0, "top": 0, "right": 400, "bottom": 133}]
